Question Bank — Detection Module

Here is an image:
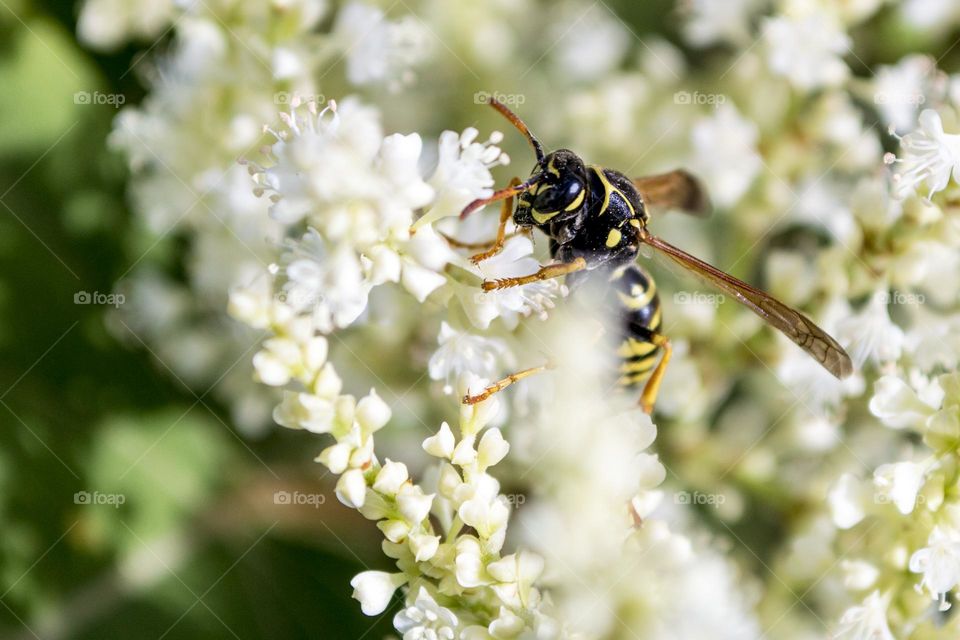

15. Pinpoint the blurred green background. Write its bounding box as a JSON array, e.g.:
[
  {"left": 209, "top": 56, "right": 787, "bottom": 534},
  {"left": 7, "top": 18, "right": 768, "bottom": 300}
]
[{"left": 0, "top": 1, "right": 398, "bottom": 637}]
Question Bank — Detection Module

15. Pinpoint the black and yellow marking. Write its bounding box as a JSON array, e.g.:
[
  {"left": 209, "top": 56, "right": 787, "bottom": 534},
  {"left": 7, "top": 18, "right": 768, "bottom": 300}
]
[
  {"left": 607, "top": 264, "right": 664, "bottom": 388},
  {"left": 589, "top": 165, "right": 636, "bottom": 219}
]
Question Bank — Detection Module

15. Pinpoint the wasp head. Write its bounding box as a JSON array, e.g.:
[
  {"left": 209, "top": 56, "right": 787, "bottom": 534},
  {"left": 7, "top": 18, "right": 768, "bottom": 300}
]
[{"left": 515, "top": 149, "right": 588, "bottom": 226}]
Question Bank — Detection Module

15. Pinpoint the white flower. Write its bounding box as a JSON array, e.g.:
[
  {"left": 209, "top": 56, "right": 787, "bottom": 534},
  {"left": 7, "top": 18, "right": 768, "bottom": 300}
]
[
  {"left": 835, "top": 291, "right": 904, "bottom": 369},
  {"left": 841, "top": 560, "right": 880, "bottom": 591},
  {"left": 273, "top": 391, "right": 337, "bottom": 433},
  {"left": 888, "top": 109, "right": 960, "bottom": 200},
  {"left": 428, "top": 323, "right": 508, "bottom": 394},
  {"left": 422, "top": 422, "right": 456, "bottom": 459},
  {"left": 374, "top": 460, "right": 410, "bottom": 496},
  {"left": 462, "top": 236, "right": 564, "bottom": 330},
  {"left": 408, "top": 533, "right": 441, "bottom": 562},
  {"left": 357, "top": 389, "right": 392, "bottom": 433},
  {"left": 333, "top": 2, "right": 429, "bottom": 89},
  {"left": 415, "top": 128, "right": 509, "bottom": 230},
  {"left": 872, "top": 55, "right": 938, "bottom": 133},
  {"left": 350, "top": 570, "right": 407, "bottom": 616},
  {"left": 77, "top": 0, "right": 176, "bottom": 50},
  {"left": 764, "top": 14, "right": 851, "bottom": 90},
  {"left": 283, "top": 232, "right": 371, "bottom": 326},
  {"left": 909, "top": 526, "right": 960, "bottom": 610},
  {"left": 451, "top": 435, "right": 478, "bottom": 466},
  {"left": 683, "top": 0, "right": 759, "bottom": 47},
  {"left": 549, "top": 6, "right": 629, "bottom": 79},
  {"left": 477, "top": 428, "right": 510, "bottom": 471},
  {"left": 253, "top": 336, "right": 328, "bottom": 387},
  {"left": 874, "top": 461, "right": 925, "bottom": 515},
  {"left": 868, "top": 375, "right": 941, "bottom": 429},
  {"left": 458, "top": 491, "right": 510, "bottom": 549},
  {"left": 828, "top": 473, "right": 867, "bottom": 529},
  {"left": 397, "top": 485, "right": 435, "bottom": 524},
  {"left": 900, "top": 0, "right": 960, "bottom": 34},
  {"left": 832, "top": 591, "right": 894, "bottom": 640},
  {"left": 690, "top": 103, "right": 762, "bottom": 208},
  {"left": 455, "top": 537, "right": 493, "bottom": 588},
  {"left": 255, "top": 99, "right": 381, "bottom": 226},
  {"left": 317, "top": 442, "right": 352, "bottom": 474},
  {"left": 393, "top": 587, "right": 459, "bottom": 639},
  {"left": 337, "top": 468, "right": 368, "bottom": 509}
]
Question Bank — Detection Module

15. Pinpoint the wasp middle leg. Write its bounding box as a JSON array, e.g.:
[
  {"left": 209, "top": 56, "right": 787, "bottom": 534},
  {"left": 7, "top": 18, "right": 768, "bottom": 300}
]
[{"left": 481, "top": 257, "right": 587, "bottom": 291}]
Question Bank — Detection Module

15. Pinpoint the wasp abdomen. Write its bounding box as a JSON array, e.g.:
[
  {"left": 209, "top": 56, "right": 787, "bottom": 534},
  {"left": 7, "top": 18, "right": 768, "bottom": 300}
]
[{"left": 607, "top": 264, "right": 662, "bottom": 387}]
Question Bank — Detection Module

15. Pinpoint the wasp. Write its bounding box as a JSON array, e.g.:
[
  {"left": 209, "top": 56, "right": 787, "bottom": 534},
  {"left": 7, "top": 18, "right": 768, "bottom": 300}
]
[{"left": 454, "top": 98, "right": 853, "bottom": 413}]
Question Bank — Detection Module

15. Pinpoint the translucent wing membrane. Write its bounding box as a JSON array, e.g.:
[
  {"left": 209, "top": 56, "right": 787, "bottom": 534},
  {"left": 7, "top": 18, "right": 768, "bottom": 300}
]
[
  {"left": 634, "top": 170, "right": 711, "bottom": 217},
  {"left": 640, "top": 232, "right": 853, "bottom": 379}
]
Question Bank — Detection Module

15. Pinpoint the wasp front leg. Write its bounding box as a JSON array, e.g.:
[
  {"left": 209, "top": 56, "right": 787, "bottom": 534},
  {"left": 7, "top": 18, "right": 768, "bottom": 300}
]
[
  {"left": 638, "top": 333, "right": 672, "bottom": 415},
  {"left": 481, "top": 257, "right": 587, "bottom": 291},
  {"left": 470, "top": 177, "right": 522, "bottom": 264}
]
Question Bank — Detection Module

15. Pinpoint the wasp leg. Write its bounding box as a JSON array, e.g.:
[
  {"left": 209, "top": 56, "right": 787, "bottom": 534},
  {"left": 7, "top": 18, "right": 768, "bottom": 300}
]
[
  {"left": 462, "top": 363, "right": 552, "bottom": 405},
  {"left": 439, "top": 228, "right": 530, "bottom": 251},
  {"left": 481, "top": 257, "right": 587, "bottom": 291},
  {"left": 470, "top": 177, "right": 521, "bottom": 264},
  {"left": 638, "top": 333, "right": 672, "bottom": 415}
]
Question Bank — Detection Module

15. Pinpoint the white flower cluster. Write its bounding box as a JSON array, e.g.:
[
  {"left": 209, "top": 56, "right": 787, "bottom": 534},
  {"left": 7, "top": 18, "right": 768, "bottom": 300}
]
[
  {"left": 236, "top": 277, "right": 566, "bottom": 634},
  {"left": 96, "top": 0, "right": 431, "bottom": 433}
]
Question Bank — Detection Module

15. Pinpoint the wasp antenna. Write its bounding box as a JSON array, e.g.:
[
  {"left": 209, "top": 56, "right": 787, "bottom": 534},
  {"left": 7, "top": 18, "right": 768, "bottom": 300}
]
[{"left": 487, "top": 97, "right": 544, "bottom": 162}]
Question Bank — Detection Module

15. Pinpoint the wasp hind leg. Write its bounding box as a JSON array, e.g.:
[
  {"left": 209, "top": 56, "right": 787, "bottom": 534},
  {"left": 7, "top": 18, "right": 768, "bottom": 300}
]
[
  {"left": 462, "top": 363, "right": 553, "bottom": 405},
  {"left": 638, "top": 333, "right": 672, "bottom": 415}
]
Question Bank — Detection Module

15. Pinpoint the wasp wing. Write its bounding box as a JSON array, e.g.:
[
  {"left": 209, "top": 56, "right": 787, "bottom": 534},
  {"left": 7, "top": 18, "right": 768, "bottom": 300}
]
[
  {"left": 640, "top": 233, "right": 853, "bottom": 379},
  {"left": 634, "top": 170, "right": 711, "bottom": 217}
]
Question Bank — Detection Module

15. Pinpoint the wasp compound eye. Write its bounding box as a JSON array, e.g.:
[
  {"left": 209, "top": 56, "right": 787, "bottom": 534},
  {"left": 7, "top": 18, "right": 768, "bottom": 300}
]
[{"left": 533, "top": 179, "right": 584, "bottom": 214}]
